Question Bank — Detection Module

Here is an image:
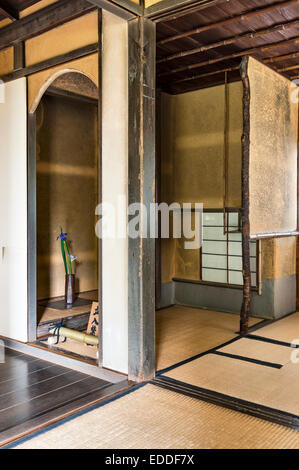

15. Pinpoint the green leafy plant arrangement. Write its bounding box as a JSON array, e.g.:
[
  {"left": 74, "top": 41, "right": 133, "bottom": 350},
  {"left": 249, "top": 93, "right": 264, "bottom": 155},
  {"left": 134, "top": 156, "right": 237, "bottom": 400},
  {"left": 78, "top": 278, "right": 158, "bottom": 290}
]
[{"left": 56, "top": 228, "right": 77, "bottom": 275}]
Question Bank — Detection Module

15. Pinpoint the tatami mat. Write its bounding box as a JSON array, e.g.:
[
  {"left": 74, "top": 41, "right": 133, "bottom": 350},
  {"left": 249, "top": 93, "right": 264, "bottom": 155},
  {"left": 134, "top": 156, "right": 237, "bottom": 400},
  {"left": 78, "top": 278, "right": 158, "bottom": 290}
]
[
  {"left": 218, "top": 338, "right": 291, "bottom": 366},
  {"left": 165, "top": 353, "right": 299, "bottom": 416},
  {"left": 156, "top": 305, "right": 261, "bottom": 371},
  {"left": 13, "top": 384, "right": 299, "bottom": 449},
  {"left": 253, "top": 312, "right": 299, "bottom": 344}
]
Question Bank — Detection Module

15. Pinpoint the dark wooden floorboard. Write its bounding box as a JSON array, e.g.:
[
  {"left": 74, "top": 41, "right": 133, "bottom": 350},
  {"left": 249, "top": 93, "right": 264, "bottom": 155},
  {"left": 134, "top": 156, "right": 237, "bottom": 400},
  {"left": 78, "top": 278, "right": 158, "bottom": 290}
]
[
  {"left": 3, "top": 349, "right": 26, "bottom": 358},
  {"left": 0, "top": 347, "right": 112, "bottom": 435},
  {"left": 0, "top": 364, "right": 71, "bottom": 396},
  {"left": 0, "top": 379, "right": 131, "bottom": 447},
  {"left": 0, "top": 375, "right": 110, "bottom": 433},
  {"left": 0, "top": 357, "right": 58, "bottom": 383},
  {"left": 0, "top": 346, "right": 131, "bottom": 446},
  {"left": 1, "top": 350, "right": 40, "bottom": 365},
  {"left": 0, "top": 370, "right": 86, "bottom": 412}
]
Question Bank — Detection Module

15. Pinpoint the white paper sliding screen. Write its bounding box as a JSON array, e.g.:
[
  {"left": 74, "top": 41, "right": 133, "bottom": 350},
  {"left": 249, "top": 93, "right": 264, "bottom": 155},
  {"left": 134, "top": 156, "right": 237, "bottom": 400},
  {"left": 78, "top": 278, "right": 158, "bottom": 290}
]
[
  {"left": 201, "top": 211, "right": 257, "bottom": 286},
  {"left": 0, "top": 78, "right": 28, "bottom": 342},
  {"left": 247, "top": 57, "right": 298, "bottom": 237}
]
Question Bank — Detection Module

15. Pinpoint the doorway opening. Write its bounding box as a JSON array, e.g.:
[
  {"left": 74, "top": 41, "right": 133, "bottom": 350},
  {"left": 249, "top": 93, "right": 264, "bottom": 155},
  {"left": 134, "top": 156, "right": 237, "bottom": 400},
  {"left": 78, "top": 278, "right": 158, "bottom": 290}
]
[
  {"left": 32, "top": 72, "right": 101, "bottom": 365},
  {"left": 155, "top": 81, "right": 262, "bottom": 373}
]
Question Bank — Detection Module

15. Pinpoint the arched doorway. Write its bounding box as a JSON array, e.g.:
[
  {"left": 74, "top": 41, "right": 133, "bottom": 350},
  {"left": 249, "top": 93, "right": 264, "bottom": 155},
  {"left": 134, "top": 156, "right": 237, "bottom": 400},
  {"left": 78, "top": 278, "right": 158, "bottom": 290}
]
[{"left": 28, "top": 71, "right": 102, "bottom": 367}]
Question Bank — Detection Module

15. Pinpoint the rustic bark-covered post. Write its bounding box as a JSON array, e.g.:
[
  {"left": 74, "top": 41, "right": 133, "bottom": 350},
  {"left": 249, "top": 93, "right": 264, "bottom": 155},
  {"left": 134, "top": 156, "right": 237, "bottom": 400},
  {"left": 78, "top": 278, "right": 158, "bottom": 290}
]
[
  {"left": 240, "top": 56, "right": 251, "bottom": 335},
  {"left": 128, "top": 17, "right": 156, "bottom": 381}
]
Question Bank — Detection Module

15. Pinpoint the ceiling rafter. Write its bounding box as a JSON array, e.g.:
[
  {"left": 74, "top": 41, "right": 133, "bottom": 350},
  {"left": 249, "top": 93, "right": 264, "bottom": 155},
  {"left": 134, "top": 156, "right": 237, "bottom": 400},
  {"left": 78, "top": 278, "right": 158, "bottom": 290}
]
[
  {"left": 277, "top": 63, "right": 299, "bottom": 71},
  {"left": 264, "top": 50, "right": 299, "bottom": 64},
  {"left": 157, "top": 0, "right": 299, "bottom": 47},
  {"left": 158, "top": 37, "right": 299, "bottom": 78},
  {"left": 163, "top": 53, "right": 299, "bottom": 89},
  {"left": 168, "top": 64, "right": 240, "bottom": 87},
  {"left": 157, "top": 18, "right": 299, "bottom": 65}
]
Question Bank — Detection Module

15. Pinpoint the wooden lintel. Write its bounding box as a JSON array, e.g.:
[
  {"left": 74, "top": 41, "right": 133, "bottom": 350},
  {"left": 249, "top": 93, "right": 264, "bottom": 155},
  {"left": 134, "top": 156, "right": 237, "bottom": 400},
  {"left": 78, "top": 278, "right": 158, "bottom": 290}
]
[
  {"left": 1, "top": 43, "right": 99, "bottom": 83},
  {"left": 0, "top": 0, "right": 96, "bottom": 52}
]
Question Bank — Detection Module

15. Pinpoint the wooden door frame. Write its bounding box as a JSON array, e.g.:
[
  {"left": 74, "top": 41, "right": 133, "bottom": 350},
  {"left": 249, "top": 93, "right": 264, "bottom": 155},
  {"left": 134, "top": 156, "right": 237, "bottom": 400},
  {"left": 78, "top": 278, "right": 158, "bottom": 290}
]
[
  {"left": 25, "top": 7, "right": 156, "bottom": 381},
  {"left": 26, "top": 71, "right": 103, "bottom": 367}
]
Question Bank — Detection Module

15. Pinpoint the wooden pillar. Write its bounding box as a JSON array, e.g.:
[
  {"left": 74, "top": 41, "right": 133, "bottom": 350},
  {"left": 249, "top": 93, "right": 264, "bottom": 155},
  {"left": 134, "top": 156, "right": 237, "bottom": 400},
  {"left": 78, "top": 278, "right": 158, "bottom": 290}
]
[
  {"left": 155, "top": 89, "right": 162, "bottom": 310},
  {"left": 27, "top": 113, "right": 37, "bottom": 342},
  {"left": 128, "top": 17, "right": 156, "bottom": 382},
  {"left": 240, "top": 57, "right": 251, "bottom": 335}
]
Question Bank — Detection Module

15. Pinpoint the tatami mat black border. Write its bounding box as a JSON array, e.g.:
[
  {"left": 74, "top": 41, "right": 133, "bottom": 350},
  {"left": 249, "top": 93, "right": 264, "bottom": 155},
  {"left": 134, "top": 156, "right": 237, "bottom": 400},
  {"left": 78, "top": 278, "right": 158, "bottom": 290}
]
[
  {"left": 211, "top": 350, "right": 283, "bottom": 369},
  {"left": 247, "top": 334, "right": 299, "bottom": 349}
]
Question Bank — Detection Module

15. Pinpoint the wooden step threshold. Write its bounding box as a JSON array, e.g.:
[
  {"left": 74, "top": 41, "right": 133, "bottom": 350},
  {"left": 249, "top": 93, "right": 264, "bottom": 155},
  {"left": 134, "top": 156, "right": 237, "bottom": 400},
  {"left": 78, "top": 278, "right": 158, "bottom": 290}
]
[{"left": 1, "top": 337, "right": 126, "bottom": 384}]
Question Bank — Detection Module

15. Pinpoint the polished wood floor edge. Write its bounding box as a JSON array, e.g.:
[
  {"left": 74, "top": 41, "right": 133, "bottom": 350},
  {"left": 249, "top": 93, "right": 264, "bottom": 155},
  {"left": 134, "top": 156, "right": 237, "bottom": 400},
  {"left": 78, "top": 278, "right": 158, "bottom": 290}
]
[
  {"left": 0, "top": 379, "right": 132, "bottom": 448},
  {"left": 2, "top": 338, "right": 126, "bottom": 384},
  {"left": 37, "top": 289, "right": 98, "bottom": 304},
  {"left": 151, "top": 376, "right": 299, "bottom": 431},
  {"left": 34, "top": 339, "right": 98, "bottom": 366}
]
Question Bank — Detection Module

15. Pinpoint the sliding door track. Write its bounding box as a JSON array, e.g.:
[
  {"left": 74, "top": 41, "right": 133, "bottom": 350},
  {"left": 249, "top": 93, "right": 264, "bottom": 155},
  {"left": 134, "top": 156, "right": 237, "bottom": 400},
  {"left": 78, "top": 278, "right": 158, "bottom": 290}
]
[{"left": 151, "top": 376, "right": 299, "bottom": 431}]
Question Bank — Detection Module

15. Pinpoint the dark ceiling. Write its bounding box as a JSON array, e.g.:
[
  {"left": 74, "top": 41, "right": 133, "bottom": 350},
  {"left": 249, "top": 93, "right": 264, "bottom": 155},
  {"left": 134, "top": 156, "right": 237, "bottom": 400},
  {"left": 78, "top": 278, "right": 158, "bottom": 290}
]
[
  {"left": 0, "top": 0, "right": 298, "bottom": 94},
  {"left": 156, "top": 0, "right": 299, "bottom": 93},
  {"left": 0, "top": 0, "right": 41, "bottom": 21}
]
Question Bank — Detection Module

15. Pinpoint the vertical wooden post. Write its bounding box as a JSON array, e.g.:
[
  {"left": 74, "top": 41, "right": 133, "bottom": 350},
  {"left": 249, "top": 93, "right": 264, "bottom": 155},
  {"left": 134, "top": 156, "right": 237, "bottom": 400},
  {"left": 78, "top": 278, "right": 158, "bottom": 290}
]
[
  {"left": 14, "top": 41, "right": 25, "bottom": 71},
  {"left": 155, "top": 89, "right": 162, "bottom": 310},
  {"left": 240, "top": 57, "right": 251, "bottom": 335},
  {"left": 128, "top": 17, "right": 156, "bottom": 381},
  {"left": 27, "top": 112, "right": 37, "bottom": 342},
  {"left": 97, "top": 9, "right": 103, "bottom": 366}
]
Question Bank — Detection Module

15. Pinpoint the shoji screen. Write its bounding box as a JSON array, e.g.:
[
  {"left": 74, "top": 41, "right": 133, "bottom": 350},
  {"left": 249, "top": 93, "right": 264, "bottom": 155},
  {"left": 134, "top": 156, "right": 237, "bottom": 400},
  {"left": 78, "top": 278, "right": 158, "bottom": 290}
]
[
  {"left": 202, "top": 211, "right": 257, "bottom": 286},
  {"left": 0, "top": 78, "right": 28, "bottom": 342}
]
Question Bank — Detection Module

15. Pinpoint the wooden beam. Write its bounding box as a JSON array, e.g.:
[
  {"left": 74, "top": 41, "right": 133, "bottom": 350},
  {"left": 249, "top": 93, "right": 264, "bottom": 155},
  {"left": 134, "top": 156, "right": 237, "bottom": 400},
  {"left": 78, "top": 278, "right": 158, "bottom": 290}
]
[
  {"left": 157, "top": 18, "right": 299, "bottom": 65},
  {"left": 128, "top": 16, "right": 156, "bottom": 382},
  {"left": 0, "top": 1, "right": 19, "bottom": 21},
  {"left": 264, "top": 51, "right": 299, "bottom": 64},
  {"left": 240, "top": 57, "right": 251, "bottom": 336},
  {"left": 157, "top": 0, "right": 299, "bottom": 46},
  {"left": 163, "top": 53, "right": 299, "bottom": 87},
  {"left": 158, "top": 37, "right": 299, "bottom": 78},
  {"left": 167, "top": 65, "right": 240, "bottom": 86},
  {"left": 277, "top": 63, "right": 299, "bottom": 72},
  {"left": 1, "top": 43, "right": 98, "bottom": 82},
  {"left": 106, "top": 0, "right": 143, "bottom": 15},
  {"left": 87, "top": 0, "right": 138, "bottom": 19},
  {"left": 0, "top": 0, "right": 96, "bottom": 52},
  {"left": 145, "top": 0, "right": 227, "bottom": 22}
]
